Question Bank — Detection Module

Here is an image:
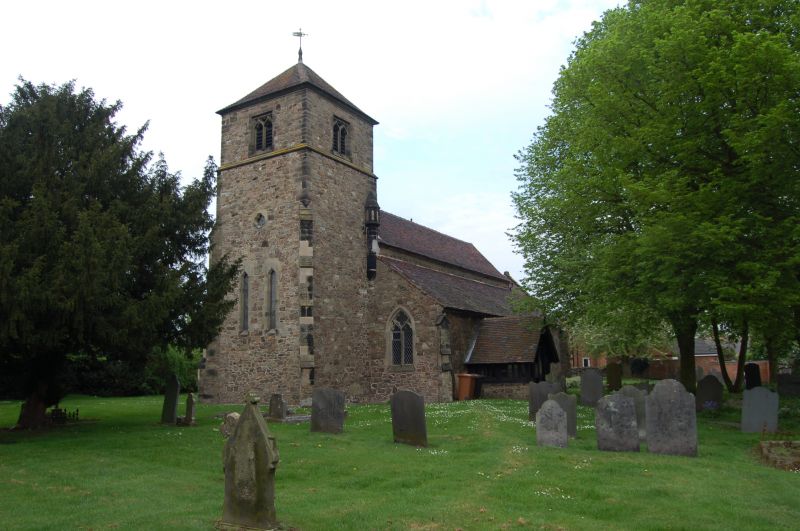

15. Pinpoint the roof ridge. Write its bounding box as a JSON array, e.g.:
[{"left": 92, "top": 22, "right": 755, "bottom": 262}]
[{"left": 379, "top": 255, "right": 510, "bottom": 291}]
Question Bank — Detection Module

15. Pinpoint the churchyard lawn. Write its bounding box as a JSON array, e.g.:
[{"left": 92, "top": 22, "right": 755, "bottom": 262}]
[{"left": 1, "top": 393, "right": 798, "bottom": 530}]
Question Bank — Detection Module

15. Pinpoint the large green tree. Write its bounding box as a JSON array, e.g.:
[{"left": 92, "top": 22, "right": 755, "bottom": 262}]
[
  {"left": 513, "top": 0, "right": 800, "bottom": 391},
  {"left": 0, "top": 80, "right": 239, "bottom": 428}
]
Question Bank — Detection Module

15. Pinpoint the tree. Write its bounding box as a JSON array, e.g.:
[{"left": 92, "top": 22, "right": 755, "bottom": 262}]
[
  {"left": 513, "top": 0, "right": 800, "bottom": 391},
  {"left": 0, "top": 80, "right": 239, "bottom": 428}
]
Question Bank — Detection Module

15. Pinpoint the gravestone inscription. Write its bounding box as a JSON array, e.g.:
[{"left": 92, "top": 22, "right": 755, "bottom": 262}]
[
  {"left": 548, "top": 391, "right": 577, "bottom": 438},
  {"left": 536, "top": 400, "right": 568, "bottom": 448},
  {"left": 311, "top": 388, "right": 346, "bottom": 434},
  {"left": 741, "top": 386, "right": 779, "bottom": 433},
  {"left": 695, "top": 375, "right": 723, "bottom": 411},
  {"left": 160, "top": 373, "right": 180, "bottom": 425},
  {"left": 617, "top": 385, "right": 646, "bottom": 441},
  {"left": 580, "top": 369, "right": 603, "bottom": 406},
  {"left": 645, "top": 379, "right": 697, "bottom": 457},
  {"left": 596, "top": 393, "right": 639, "bottom": 452},
  {"left": 390, "top": 390, "right": 428, "bottom": 447}
]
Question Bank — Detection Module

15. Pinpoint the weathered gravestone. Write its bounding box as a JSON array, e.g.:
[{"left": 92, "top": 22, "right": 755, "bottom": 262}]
[
  {"left": 617, "top": 385, "right": 646, "bottom": 441},
  {"left": 548, "top": 391, "right": 577, "bottom": 438},
  {"left": 744, "top": 363, "right": 762, "bottom": 390},
  {"left": 160, "top": 373, "right": 180, "bottom": 424},
  {"left": 606, "top": 363, "right": 622, "bottom": 392},
  {"left": 311, "top": 388, "right": 346, "bottom": 434},
  {"left": 634, "top": 382, "right": 654, "bottom": 393},
  {"left": 221, "top": 397, "right": 279, "bottom": 530},
  {"left": 220, "top": 412, "right": 240, "bottom": 438},
  {"left": 741, "top": 386, "right": 779, "bottom": 433},
  {"left": 535, "top": 400, "right": 568, "bottom": 448},
  {"left": 580, "top": 368, "right": 604, "bottom": 407},
  {"left": 268, "top": 393, "right": 287, "bottom": 420},
  {"left": 695, "top": 375, "right": 724, "bottom": 411},
  {"left": 596, "top": 393, "right": 640, "bottom": 452},
  {"left": 528, "top": 380, "right": 560, "bottom": 420},
  {"left": 179, "top": 392, "right": 196, "bottom": 426},
  {"left": 645, "top": 379, "right": 697, "bottom": 457},
  {"left": 390, "top": 390, "right": 428, "bottom": 447}
]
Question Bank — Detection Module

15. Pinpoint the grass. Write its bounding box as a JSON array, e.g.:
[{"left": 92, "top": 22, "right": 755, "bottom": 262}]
[{"left": 1, "top": 392, "right": 799, "bottom": 530}]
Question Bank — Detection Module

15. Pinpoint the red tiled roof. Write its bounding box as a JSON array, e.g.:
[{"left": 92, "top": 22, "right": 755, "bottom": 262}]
[
  {"left": 218, "top": 62, "right": 378, "bottom": 124},
  {"left": 381, "top": 256, "right": 513, "bottom": 316},
  {"left": 379, "top": 212, "right": 507, "bottom": 281},
  {"left": 467, "top": 315, "right": 545, "bottom": 364}
]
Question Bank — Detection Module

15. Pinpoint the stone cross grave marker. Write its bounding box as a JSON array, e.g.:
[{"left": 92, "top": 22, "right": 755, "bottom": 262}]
[
  {"left": 311, "top": 388, "right": 346, "bottom": 434},
  {"left": 695, "top": 375, "right": 723, "bottom": 412},
  {"left": 580, "top": 368, "right": 603, "bottom": 407},
  {"left": 390, "top": 390, "right": 428, "bottom": 447},
  {"left": 160, "top": 373, "right": 180, "bottom": 425},
  {"left": 606, "top": 363, "right": 622, "bottom": 392},
  {"left": 645, "top": 379, "right": 697, "bottom": 457},
  {"left": 741, "top": 386, "right": 779, "bottom": 433},
  {"left": 268, "top": 393, "right": 287, "bottom": 420},
  {"left": 536, "top": 399, "right": 568, "bottom": 448},
  {"left": 528, "top": 380, "right": 560, "bottom": 421},
  {"left": 220, "top": 412, "right": 240, "bottom": 438},
  {"left": 617, "top": 385, "right": 647, "bottom": 441},
  {"left": 596, "top": 393, "right": 640, "bottom": 452},
  {"left": 221, "top": 397, "right": 279, "bottom": 530},
  {"left": 548, "top": 391, "right": 577, "bottom": 438},
  {"left": 744, "top": 363, "right": 762, "bottom": 390}
]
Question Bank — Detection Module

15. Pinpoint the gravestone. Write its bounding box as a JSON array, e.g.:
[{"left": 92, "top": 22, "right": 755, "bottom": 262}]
[
  {"left": 180, "top": 392, "right": 196, "bottom": 426},
  {"left": 695, "top": 375, "right": 723, "bottom": 411},
  {"left": 617, "top": 385, "right": 646, "bottom": 441},
  {"left": 606, "top": 363, "right": 622, "bottom": 392},
  {"left": 528, "top": 381, "right": 560, "bottom": 421},
  {"left": 535, "top": 400, "right": 568, "bottom": 448},
  {"left": 634, "top": 382, "right": 653, "bottom": 393},
  {"left": 220, "top": 412, "right": 240, "bottom": 438},
  {"left": 547, "top": 391, "right": 577, "bottom": 438},
  {"left": 645, "top": 379, "right": 697, "bottom": 457},
  {"left": 596, "top": 393, "right": 640, "bottom": 452},
  {"left": 160, "top": 373, "right": 180, "bottom": 424},
  {"left": 709, "top": 370, "right": 725, "bottom": 385},
  {"left": 580, "top": 369, "right": 603, "bottom": 406},
  {"left": 744, "top": 363, "right": 762, "bottom": 390},
  {"left": 390, "top": 390, "right": 428, "bottom": 447},
  {"left": 741, "top": 386, "right": 779, "bottom": 433},
  {"left": 311, "top": 388, "right": 346, "bottom": 434},
  {"left": 268, "top": 394, "right": 287, "bottom": 420},
  {"left": 221, "top": 397, "right": 279, "bottom": 530}
]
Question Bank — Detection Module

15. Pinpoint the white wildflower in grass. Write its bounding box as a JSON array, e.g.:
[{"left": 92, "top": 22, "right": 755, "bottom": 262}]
[{"left": 511, "top": 445, "right": 529, "bottom": 454}]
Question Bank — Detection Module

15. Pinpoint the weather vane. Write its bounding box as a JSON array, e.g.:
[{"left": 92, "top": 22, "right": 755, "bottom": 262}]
[{"left": 293, "top": 28, "right": 308, "bottom": 63}]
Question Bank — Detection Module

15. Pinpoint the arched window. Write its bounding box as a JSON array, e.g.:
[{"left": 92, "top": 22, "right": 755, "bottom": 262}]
[
  {"left": 339, "top": 127, "right": 347, "bottom": 154},
  {"left": 390, "top": 310, "right": 414, "bottom": 366},
  {"left": 332, "top": 122, "right": 340, "bottom": 152},
  {"left": 254, "top": 114, "right": 274, "bottom": 152},
  {"left": 240, "top": 272, "right": 249, "bottom": 331},
  {"left": 267, "top": 269, "right": 277, "bottom": 330},
  {"left": 332, "top": 118, "right": 348, "bottom": 156}
]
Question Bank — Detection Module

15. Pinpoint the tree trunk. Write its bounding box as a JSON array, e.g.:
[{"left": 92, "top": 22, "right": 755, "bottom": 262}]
[
  {"left": 712, "top": 319, "right": 734, "bottom": 392},
  {"left": 671, "top": 315, "right": 697, "bottom": 392},
  {"left": 731, "top": 322, "right": 749, "bottom": 393},
  {"left": 764, "top": 335, "right": 780, "bottom": 384},
  {"left": 15, "top": 382, "right": 51, "bottom": 430}
]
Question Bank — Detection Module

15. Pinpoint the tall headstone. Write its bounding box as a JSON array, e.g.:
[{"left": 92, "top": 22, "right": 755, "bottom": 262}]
[
  {"left": 645, "top": 379, "right": 697, "bottom": 457},
  {"left": 528, "top": 381, "right": 560, "bottom": 420},
  {"left": 311, "top": 388, "right": 346, "bottom": 434},
  {"left": 596, "top": 393, "right": 640, "bottom": 452},
  {"left": 617, "top": 385, "right": 646, "bottom": 441},
  {"left": 268, "top": 394, "right": 287, "bottom": 420},
  {"left": 390, "top": 390, "right": 428, "bottom": 447},
  {"left": 160, "top": 373, "right": 180, "bottom": 424},
  {"left": 580, "top": 369, "right": 603, "bottom": 407},
  {"left": 535, "top": 400, "right": 568, "bottom": 448},
  {"left": 221, "top": 397, "right": 279, "bottom": 530},
  {"left": 606, "top": 363, "right": 622, "bottom": 392},
  {"left": 695, "top": 375, "right": 723, "bottom": 411},
  {"left": 548, "top": 391, "right": 577, "bottom": 438},
  {"left": 744, "top": 363, "right": 762, "bottom": 390},
  {"left": 181, "top": 392, "right": 196, "bottom": 426},
  {"left": 741, "top": 386, "right": 779, "bottom": 433}
]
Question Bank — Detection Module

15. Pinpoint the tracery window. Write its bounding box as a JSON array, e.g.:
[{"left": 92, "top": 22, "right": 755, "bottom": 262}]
[
  {"left": 390, "top": 310, "right": 414, "bottom": 366},
  {"left": 332, "top": 118, "right": 349, "bottom": 156},
  {"left": 254, "top": 114, "right": 274, "bottom": 152}
]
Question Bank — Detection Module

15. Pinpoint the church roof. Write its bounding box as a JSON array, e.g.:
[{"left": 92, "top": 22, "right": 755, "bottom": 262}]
[
  {"left": 379, "top": 212, "right": 508, "bottom": 281},
  {"left": 218, "top": 62, "right": 378, "bottom": 124},
  {"left": 466, "top": 315, "right": 546, "bottom": 364},
  {"left": 380, "top": 256, "right": 513, "bottom": 316}
]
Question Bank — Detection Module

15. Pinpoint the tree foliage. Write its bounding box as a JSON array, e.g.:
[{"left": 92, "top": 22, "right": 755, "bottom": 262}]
[
  {"left": 513, "top": 0, "right": 800, "bottom": 390},
  {"left": 0, "top": 80, "right": 239, "bottom": 427}
]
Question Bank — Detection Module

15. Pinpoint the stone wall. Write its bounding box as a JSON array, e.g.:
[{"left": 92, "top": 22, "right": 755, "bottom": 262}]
[{"left": 480, "top": 383, "right": 529, "bottom": 400}]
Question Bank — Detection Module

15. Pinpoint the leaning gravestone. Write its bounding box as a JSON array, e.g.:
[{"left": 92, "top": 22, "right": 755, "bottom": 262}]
[
  {"left": 606, "top": 363, "right": 622, "bottom": 392},
  {"left": 548, "top": 391, "right": 577, "bottom": 438},
  {"left": 220, "top": 412, "right": 240, "bottom": 438},
  {"left": 695, "top": 375, "right": 724, "bottom": 411},
  {"left": 311, "top": 388, "right": 346, "bottom": 434},
  {"left": 268, "top": 394, "right": 287, "bottom": 420},
  {"left": 580, "top": 369, "right": 604, "bottom": 406},
  {"left": 528, "top": 381, "right": 560, "bottom": 420},
  {"left": 741, "top": 386, "right": 779, "bottom": 433},
  {"left": 617, "top": 385, "right": 646, "bottom": 441},
  {"left": 535, "top": 400, "right": 568, "bottom": 448},
  {"left": 645, "top": 379, "right": 697, "bottom": 457},
  {"left": 744, "top": 363, "right": 762, "bottom": 390},
  {"left": 390, "top": 390, "right": 428, "bottom": 447},
  {"left": 221, "top": 397, "right": 279, "bottom": 530},
  {"left": 160, "top": 373, "right": 180, "bottom": 424},
  {"left": 596, "top": 393, "right": 639, "bottom": 452}
]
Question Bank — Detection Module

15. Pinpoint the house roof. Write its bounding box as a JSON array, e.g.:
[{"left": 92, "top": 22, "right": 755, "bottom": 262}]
[
  {"left": 379, "top": 212, "right": 508, "bottom": 281},
  {"left": 466, "top": 315, "right": 546, "bottom": 364},
  {"left": 380, "top": 256, "right": 514, "bottom": 316},
  {"left": 217, "top": 62, "right": 378, "bottom": 124}
]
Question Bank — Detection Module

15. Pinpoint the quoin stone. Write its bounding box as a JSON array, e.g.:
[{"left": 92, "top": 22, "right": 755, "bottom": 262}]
[
  {"left": 580, "top": 369, "right": 603, "bottom": 407},
  {"left": 548, "top": 391, "right": 577, "bottom": 438},
  {"left": 744, "top": 363, "right": 762, "bottom": 390},
  {"left": 741, "top": 386, "right": 779, "bottom": 433},
  {"left": 695, "top": 375, "right": 723, "bottom": 411},
  {"left": 390, "top": 390, "right": 428, "bottom": 447},
  {"left": 617, "top": 385, "right": 647, "bottom": 441},
  {"left": 311, "top": 388, "right": 346, "bottom": 434},
  {"left": 596, "top": 393, "right": 640, "bottom": 452},
  {"left": 535, "top": 400, "right": 568, "bottom": 448},
  {"left": 645, "top": 379, "right": 697, "bottom": 457},
  {"left": 160, "top": 373, "right": 180, "bottom": 425},
  {"left": 268, "top": 394, "right": 287, "bottom": 420},
  {"left": 606, "top": 363, "right": 622, "bottom": 392},
  {"left": 528, "top": 381, "right": 560, "bottom": 420}
]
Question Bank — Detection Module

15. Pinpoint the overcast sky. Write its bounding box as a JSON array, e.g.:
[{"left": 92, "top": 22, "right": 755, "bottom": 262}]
[{"left": 1, "top": 0, "right": 620, "bottom": 281}]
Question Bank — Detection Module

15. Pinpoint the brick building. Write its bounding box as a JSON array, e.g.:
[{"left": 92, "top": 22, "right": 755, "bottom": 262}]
[{"left": 198, "top": 59, "right": 567, "bottom": 405}]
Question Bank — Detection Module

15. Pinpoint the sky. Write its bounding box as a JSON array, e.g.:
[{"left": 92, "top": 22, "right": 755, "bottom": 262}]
[{"left": 1, "top": 0, "right": 621, "bottom": 281}]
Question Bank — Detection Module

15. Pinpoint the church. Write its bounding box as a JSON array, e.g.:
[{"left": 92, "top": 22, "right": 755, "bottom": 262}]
[{"left": 198, "top": 56, "right": 567, "bottom": 405}]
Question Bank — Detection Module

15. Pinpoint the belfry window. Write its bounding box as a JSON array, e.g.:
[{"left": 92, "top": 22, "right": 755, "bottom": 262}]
[
  {"left": 390, "top": 310, "right": 414, "bottom": 366},
  {"left": 300, "top": 220, "right": 313, "bottom": 243},
  {"left": 253, "top": 114, "right": 274, "bottom": 152},
  {"left": 332, "top": 118, "right": 349, "bottom": 156}
]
